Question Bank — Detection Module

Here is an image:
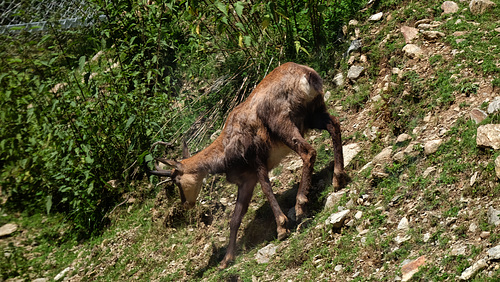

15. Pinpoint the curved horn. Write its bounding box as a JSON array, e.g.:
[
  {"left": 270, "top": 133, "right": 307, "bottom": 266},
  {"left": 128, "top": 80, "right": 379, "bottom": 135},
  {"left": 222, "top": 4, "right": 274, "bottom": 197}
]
[{"left": 149, "top": 169, "right": 173, "bottom": 177}]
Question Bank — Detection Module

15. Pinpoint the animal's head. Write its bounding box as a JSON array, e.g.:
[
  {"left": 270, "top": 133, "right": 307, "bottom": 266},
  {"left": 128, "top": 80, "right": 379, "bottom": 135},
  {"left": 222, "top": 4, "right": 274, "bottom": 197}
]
[{"left": 149, "top": 141, "right": 204, "bottom": 208}]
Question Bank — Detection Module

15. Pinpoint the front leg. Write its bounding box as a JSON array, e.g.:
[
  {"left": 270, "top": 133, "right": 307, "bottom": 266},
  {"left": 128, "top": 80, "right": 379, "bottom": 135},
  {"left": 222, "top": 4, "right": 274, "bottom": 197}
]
[
  {"left": 257, "top": 164, "right": 290, "bottom": 240},
  {"left": 220, "top": 178, "right": 256, "bottom": 269}
]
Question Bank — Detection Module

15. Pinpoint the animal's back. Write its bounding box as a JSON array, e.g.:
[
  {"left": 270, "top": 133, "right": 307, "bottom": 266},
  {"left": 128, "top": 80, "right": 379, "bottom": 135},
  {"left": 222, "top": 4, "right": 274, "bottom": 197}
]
[{"left": 220, "top": 62, "right": 325, "bottom": 171}]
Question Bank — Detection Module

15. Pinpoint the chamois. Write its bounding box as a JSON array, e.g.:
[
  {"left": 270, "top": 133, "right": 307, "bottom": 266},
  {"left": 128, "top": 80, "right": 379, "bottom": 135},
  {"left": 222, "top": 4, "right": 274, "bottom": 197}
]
[{"left": 150, "top": 62, "right": 347, "bottom": 268}]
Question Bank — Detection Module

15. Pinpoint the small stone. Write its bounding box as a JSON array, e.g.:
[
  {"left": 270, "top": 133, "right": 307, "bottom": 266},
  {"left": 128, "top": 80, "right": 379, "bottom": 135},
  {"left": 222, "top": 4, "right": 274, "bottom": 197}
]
[
  {"left": 334, "top": 264, "right": 343, "bottom": 272},
  {"left": 469, "top": 222, "right": 478, "bottom": 233},
  {"left": 470, "top": 171, "right": 479, "bottom": 186},
  {"left": 487, "top": 206, "right": 500, "bottom": 226},
  {"left": 423, "top": 232, "right": 431, "bottom": 242},
  {"left": 415, "top": 19, "right": 431, "bottom": 26},
  {"left": 54, "top": 267, "right": 73, "bottom": 281},
  {"left": 470, "top": 109, "right": 488, "bottom": 124},
  {"left": 333, "top": 73, "right": 344, "bottom": 87},
  {"left": 401, "top": 256, "right": 426, "bottom": 282},
  {"left": 255, "top": 244, "right": 278, "bottom": 264},
  {"left": 368, "top": 12, "right": 383, "bottom": 21},
  {"left": 400, "top": 26, "right": 419, "bottom": 43},
  {"left": 398, "top": 217, "right": 409, "bottom": 231},
  {"left": 477, "top": 124, "right": 500, "bottom": 150},
  {"left": 441, "top": 1, "right": 459, "bottom": 14},
  {"left": 458, "top": 258, "right": 488, "bottom": 280},
  {"left": 422, "top": 30, "right": 446, "bottom": 41},
  {"left": 323, "top": 91, "right": 331, "bottom": 102},
  {"left": 403, "top": 44, "right": 424, "bottom": 58},
  {"left": 394, "top": 235, "right": 411, "bottom": 244},
  {"left": 487, "top": 245, "right": 500, "bottom": 260},
  {"left": 355, "top": 211, "right": 363, "bottom": 220},
  {"left": 325, "top": 190, "right": 347, "bottom": 210},
  {"left": 488, "top": 97, "right": 500, "bottom": 114},
  {"left": 373, "top": 146, "right": 393, "bottom": 164},
  {"left": 396, "top": 133, "right": 412, "bottom": 144},
  {"left": 423, "top": 166, "right": 437, "bottom": 178},
  {"left": 33, "top": 279, "right": 49, "bottom": 282},
  {"left": 424, "top": 139, "right": 443, "bottom": 155},
  {"left": 469, "top": 0, "right": 497, "bottom": 15},
  {"left": 347, "top": 65, "right": 365, "bottom": 80},
  {"left": 349, "top": 19, "right": 358, "bottom": 26},
  {"left": 343, "top": 143, "right": 362, "bottom": 166},
  {"left": 0, "top": 223, "right": 17, "bottom": 237},
  {"left": 451, "top": 244, "right": 467, "bottom": 256},
  {"left": 480, "top": 231, "right": 491, "bottom": 239},
  {"left": 325, "top": 209, "right": 350, "bottom": 228}
]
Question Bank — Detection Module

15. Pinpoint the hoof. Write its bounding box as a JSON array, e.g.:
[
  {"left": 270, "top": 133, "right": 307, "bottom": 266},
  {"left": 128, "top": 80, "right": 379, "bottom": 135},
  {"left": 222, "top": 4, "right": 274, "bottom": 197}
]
[
  {"left": 332, "top": 172, "right": 349, "bottom": 190},
  {"left": 295, "top": 204, "right": 308, "bottom": 224},
  {"left": 277, "top": 227, "right": 290, "bottom": 241},
  {"left": 219, "top": 259, "right": 231, "bottom": 270}
]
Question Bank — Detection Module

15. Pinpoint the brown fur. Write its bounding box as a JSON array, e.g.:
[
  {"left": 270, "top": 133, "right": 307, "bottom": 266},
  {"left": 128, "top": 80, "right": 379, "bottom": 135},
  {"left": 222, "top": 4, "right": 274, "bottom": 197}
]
[{"left": 151, "top": 62, "right": 347, "bottom": 268}]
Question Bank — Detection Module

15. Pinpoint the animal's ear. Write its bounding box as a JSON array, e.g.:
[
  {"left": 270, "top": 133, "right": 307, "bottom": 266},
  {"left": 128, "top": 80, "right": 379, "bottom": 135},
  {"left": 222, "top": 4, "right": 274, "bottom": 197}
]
[
  {"left": 156, "top": 157, "right": 184, "bottom": 173},
  {"left": 182, "top": 139, "right": 191, "bottom": 159}
]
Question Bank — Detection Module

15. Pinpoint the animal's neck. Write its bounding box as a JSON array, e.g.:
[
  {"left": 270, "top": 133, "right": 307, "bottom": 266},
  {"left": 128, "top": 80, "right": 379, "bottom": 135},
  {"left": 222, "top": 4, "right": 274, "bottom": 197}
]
[{"left": 182, "top": 138, "right": 226, "bottom": 176}]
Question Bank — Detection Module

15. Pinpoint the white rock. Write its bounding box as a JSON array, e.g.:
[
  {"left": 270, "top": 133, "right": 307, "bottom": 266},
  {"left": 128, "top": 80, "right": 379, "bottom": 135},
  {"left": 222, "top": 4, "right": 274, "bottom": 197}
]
[
  {"left": 458, "top": 258, "right": 487, "bottom": 280},
  {"left": 487, "top": 206, "right": 500, "bottom": 226},
  {"left": 424, "top": 139, "right": 443, "bottom": 155},
  {"left": 469, "top": 0, "right": 497, "bottom": 15},
  {"left": 343, "top": 143, "right": 362, "bottom": 166},
  {"left": 423, "top": 166, "right": 437, "bottom": 178},
  {"left": 0, "top": 223, "right": 17, "bottom": 237},
  {"left": 398, "top": 217, "right": 409, "bottom": 231},
  {"left": 451, "top": 244, "right": 467, "bottom": 256},
  {"left": 477, "top": 124, "right": 500, "bottom": 149},
  {"left": 255, "top": 244, "right": 278, "bottom": 264},
  {"left": 403, "top": 44, "right": 424, "bottom": 58},
  {"left": 54, "top": 267, "right": 73, "bottom": 281},
  {"left": 470, "top": 171, "right": 479, "bottom": 186},
  {"left": 373, "top": 146, "right": 393, "bottom": 164},
  {"left": 355, "top": 211, "right": 363, "bottom": 220},
  {"left": 368, "top": 12, "right": 383, "bottom": 21},
  {"left": 422, "top": 30, "right": 446, "bottom": 40},
  {"left": 487, "top": 245, "right": 500, "bottom": 260},
  {"left": 396, "top": 133, "right": 412, "bottom": 144},
  {"left": 325, "top": 209, "right": 350, "bottom": 228},
  {"left": 488, "top": 97, "right": 500, "bottom": 114},
  {"left": 423, "top": 233, "right": 431, "bottom": 242},
  {"left": 333, "top": 73, "right": 344, "bottom": 87},
  {"left": 441, "top": 1, "right": 459, "bottom": 14},
  {"left": 325, "top": 190, "right": 347, "bottom": 210},
  {"left": 347, "top": 65, "right": 365, "bottom": 80}
]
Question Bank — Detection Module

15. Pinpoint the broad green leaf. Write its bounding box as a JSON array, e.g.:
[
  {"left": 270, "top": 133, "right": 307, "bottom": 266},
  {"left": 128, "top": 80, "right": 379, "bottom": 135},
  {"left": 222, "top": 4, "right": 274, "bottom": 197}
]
[
  {"left": 234, "top": 1, "right": 244, "bottom": 17},
  {"left": 78, "top": 56, "right": 86, "bottom": 71},
  {"left": 215, "top": 1, "right": 228, "bottom": 16}
]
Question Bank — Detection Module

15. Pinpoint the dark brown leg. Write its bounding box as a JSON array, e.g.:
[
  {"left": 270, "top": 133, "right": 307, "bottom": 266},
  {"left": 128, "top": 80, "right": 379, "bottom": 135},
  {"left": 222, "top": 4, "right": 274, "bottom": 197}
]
[
  {"left": 269, "top": 124, "right": 316, "bottom": 223},
  {"left": 311, "top": 112, "right": 347, "bottom": 189},
  {"left": 220, "top": 178, "right": 256, "bottom": 269},
  {"left": 256, "top": 164, "right": 290, "bottom": 240},
  {"left": 326, "top": 114, "right": 347, "bottom": 189}
]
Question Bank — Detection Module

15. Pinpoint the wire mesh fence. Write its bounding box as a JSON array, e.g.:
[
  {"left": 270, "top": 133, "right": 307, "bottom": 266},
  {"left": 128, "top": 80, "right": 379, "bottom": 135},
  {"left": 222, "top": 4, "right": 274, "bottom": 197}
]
[{"left": 0, "top": 0, "right": 102, "bottom": 34}]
